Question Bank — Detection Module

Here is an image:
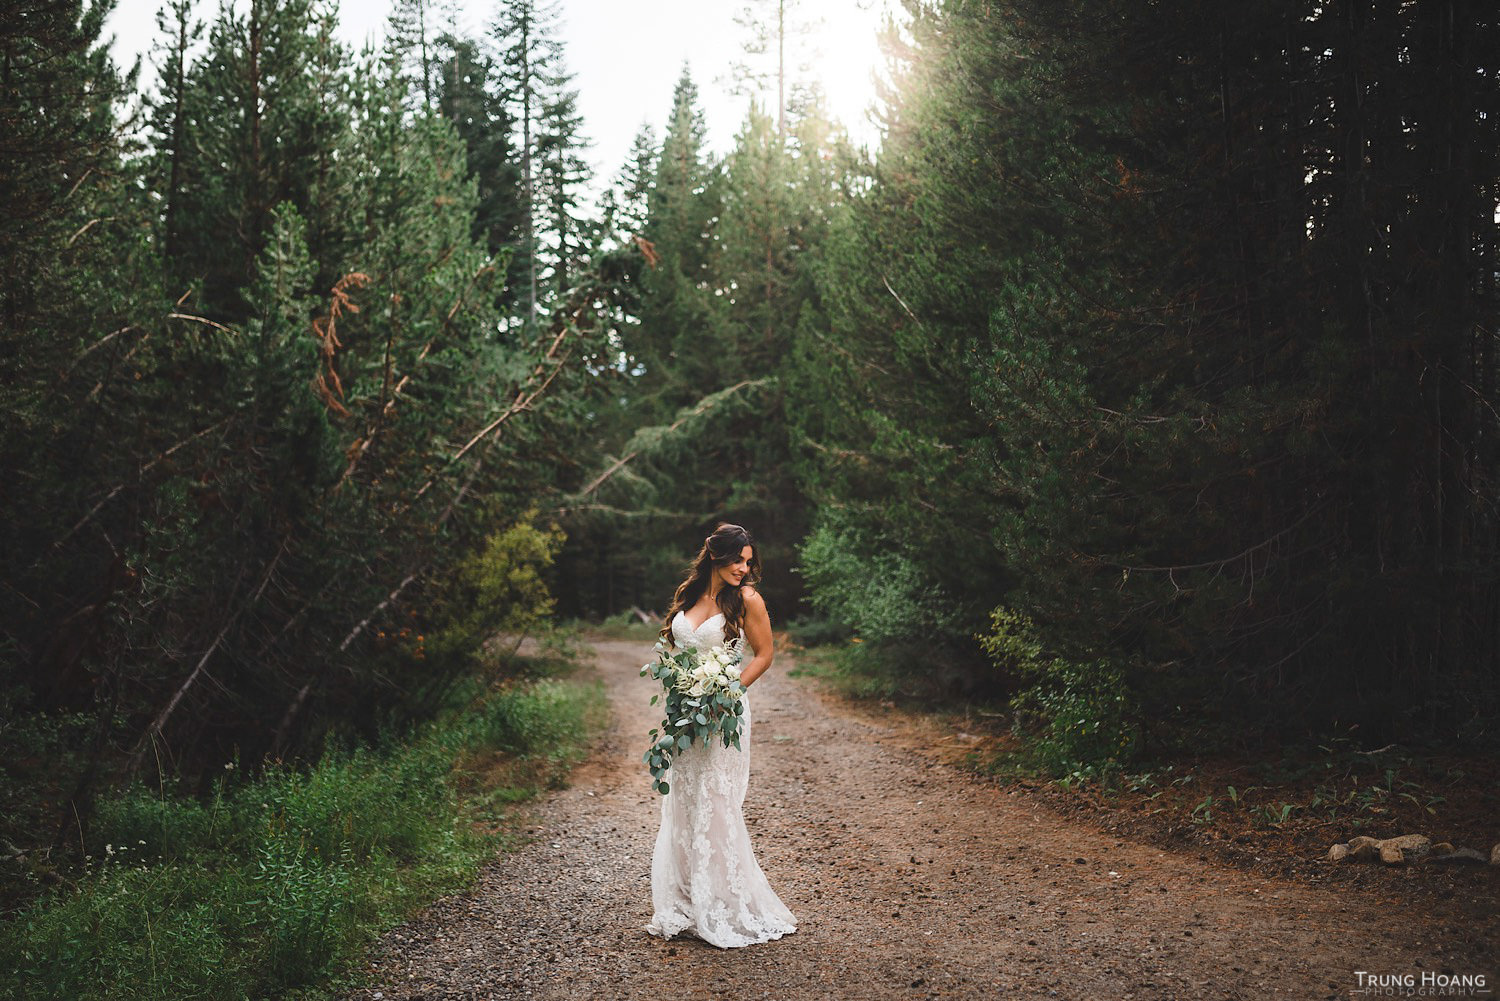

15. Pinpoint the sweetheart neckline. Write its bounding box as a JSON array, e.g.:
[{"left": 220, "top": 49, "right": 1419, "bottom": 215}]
[{"left": 677, "top": 609, "right": 725, "bottom": 633}]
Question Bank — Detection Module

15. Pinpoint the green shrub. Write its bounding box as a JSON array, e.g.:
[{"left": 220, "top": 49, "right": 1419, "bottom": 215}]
[
  {"left": 248, "top": 832, "right": 356, "bottom": 990},
  {"left": 471, "top": 678, "right": 586, "bottom": 755},
  {"left": 423, "top": 511, "right": 566, "bottom": 674},
  {"left": 979, "top": 606, "right": 1141, "bottom": 775},
  {"left": 797, "top": 518, "right": 962, "bottom": 645}
]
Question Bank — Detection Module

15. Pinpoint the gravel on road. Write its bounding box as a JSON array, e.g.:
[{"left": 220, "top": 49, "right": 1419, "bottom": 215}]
[{"left": 340, "top": 638, "right": 1497, "bottom": 1001}]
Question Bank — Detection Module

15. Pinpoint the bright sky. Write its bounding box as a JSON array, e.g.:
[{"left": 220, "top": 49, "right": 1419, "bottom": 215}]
[{"left": 104, "top": 0, "right": 894, "bottom": 196}]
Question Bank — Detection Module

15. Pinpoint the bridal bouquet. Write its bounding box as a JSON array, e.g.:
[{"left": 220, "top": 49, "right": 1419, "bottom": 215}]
[{"left": 640, "top": 638, "right": 747, "bottom": 795}]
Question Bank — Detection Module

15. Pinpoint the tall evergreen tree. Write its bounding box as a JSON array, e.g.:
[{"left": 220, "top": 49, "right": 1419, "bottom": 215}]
[
  {"left": 435, "top": 32, "right": 524, "bottom": 303},
  {"left": 0, "top": 0, "right": 137, "bottom": 329},
  {"left": 726, "top": 0, "right": 819, "bottom": 136},
  {"left": 386, "top": 0, "right": 454, "bottom": 110},
  {"left": 167, "top": 0, "right": 357, "bottom": 317},
  {"left": 490, "top": 0, "right": 587, "bottom": 325},
  {"left": 633, "top": 66, "right": 724, "bottom": 414},
  {"left": 535, "top": 78, "right": 592, "bottom": 297},
  {"left": 610, "top": 122, "right": 658, "bottom": 241},
  {"left": 144, "top": 0, "right": 200, "bottom": 266}
]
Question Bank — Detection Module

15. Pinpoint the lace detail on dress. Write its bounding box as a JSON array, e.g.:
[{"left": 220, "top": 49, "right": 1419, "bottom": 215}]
[{"left": 644, "top": 611, "right": 798, "bottom": 948}]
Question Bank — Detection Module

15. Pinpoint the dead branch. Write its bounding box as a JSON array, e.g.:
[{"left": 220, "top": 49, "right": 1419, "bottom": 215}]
[
  {"left": 410, "top": 321, "right": 574, "bottom": 503},
  {"left": 572, "top": 380, "right": 760, "bottom": 500},
  {"left": 125, "top": 541, "right": 288, "bottom": 778},
  {"left": 329, "top": 263, "right": 494, "bottom": 493},
  {"left": 57, "top": 325, "right": 141, "bottom": 383},
  {"left": 633, "top": 235, "right": 660, "bottom": 267},
  {"left": 311, "top": 272, "right": 371, "bottom": 419},
  {"left": 33, "top": 416, "right": 232, "bottom": 567},
  {"left": 66, "top": 217, "right": 114, "bottom": 246},
  {"left": 88, "top": 328, "right": 152, "bottom": 401},
  {"left": 548, "top": 502, "right": 704, "bottom": 520},
  {"left": 337, "top": 565, "right": 424, "bottom": 654},
  {"left": 168, "top": 312, "right": 239, "bottom": 336}
]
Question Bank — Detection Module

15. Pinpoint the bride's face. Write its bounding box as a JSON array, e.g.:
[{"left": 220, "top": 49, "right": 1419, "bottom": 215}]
[{"left": 714, "top": 545, "right": 753, "bottom": 589}]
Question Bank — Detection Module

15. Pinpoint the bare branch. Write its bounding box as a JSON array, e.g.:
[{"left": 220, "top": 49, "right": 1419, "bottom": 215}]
[
  {"left": 126, "top": 541, "right": 288, "bottom": 777},
  {"left": 572, "top": 379, "right": 762, "bottom": 500},
  {"left": 167, "top": 312, "right": 239, "bottom": 336}
]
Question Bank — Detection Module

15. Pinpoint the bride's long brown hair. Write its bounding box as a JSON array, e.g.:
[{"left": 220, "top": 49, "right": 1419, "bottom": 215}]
[{"left": 659, "top": 523, "right": 763, "bottom": 647}]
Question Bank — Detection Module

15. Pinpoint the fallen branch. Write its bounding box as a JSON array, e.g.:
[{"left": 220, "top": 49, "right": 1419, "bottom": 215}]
[
  {"left": 57, "top": 325, "right": 141, "bottom": 383},
  {"left": 572, "top": 379, "right": 763, "bottom": 501},
  {"left": 32, "top": 416, "right": 232, "bottom": 568},
  {"left": 337, "top": 565, "right": 425, "bottom": 654},
  {"left": 167, "top": 312, "right": 239, "bottom": 336},
  {"left": 410, "top": 321, "right": 574, "bottom": 504},
  {"left": 125, "top": 541, "right": 288, "bottom": 778},
  {"left": 331, "top": 263, "right": 497, "bottom": 493}
]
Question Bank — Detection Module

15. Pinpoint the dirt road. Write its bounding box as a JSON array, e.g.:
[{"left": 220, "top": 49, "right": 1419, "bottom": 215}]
[{"left": 342, "top": 638, "right": 1496, "bottom": 1000}]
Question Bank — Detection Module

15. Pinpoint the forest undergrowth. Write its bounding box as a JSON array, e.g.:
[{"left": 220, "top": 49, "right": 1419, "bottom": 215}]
[{"left": 0, "top": 632, "right": 608, "bottom": 1001}]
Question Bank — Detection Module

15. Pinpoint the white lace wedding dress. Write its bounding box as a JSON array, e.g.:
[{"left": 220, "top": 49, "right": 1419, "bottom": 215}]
[{"left": 644, "top": 610, "right": 798, "bottom": 948}]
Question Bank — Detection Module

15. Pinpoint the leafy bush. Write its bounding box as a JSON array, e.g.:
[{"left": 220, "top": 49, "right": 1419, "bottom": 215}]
[
  {"left": 468, "top": 678, "right": 590, "bottom": 756},
  {"left": 423, "top": 511, "right": 566, "bottom": 674},
  {"left": 979, "top": 606, "right": 1141, "bottom": 775},
  {"left": 797, "top": 518, "right": 962, "bottom": 645},
  {"left": 782, "top": 616, "right": 853, "bottom": 648}
]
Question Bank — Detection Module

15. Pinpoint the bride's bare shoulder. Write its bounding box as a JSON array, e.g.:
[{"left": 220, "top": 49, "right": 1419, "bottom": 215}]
[{"left": 740, "top": 585, "right": 766, "bottom": 609}]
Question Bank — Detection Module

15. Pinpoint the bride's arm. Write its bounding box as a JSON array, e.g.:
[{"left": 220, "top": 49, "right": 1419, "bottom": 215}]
[{"left": 737, "top": 587, "right": 774, "bottom": 688}]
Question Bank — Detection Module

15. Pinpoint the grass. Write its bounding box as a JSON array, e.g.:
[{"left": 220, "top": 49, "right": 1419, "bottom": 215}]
[{"left": 0, "top": 643, "right": 608, "bottom": 1001}]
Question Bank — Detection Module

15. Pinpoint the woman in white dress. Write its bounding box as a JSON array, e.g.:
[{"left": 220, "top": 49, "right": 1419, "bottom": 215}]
[{"left": 644, "top": 523, "right": 798, "bottom": 948}]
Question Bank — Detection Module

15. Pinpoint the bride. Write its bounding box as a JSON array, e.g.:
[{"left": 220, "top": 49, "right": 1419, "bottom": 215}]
[{"left": 644, "top": 523, "right": 798, "bottom": 948}]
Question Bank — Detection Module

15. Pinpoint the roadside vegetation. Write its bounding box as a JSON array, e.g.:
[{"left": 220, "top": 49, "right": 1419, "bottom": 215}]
[
  {"left": 783, "top": 621, "right": 1497, "bottom": 879},
  {"left": 1, "top": 637, "right": 607, "bottom": 1001}
]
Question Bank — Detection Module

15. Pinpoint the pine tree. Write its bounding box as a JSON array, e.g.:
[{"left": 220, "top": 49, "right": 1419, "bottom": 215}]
[
  {"left": 168, "top": 0, "right": 357, "bottom": 317},
  {"left": 490, "top": 0, "right": 585, "bottom": 325},
  {"left": 386, "top": 0, "right": 455, "bottom": 110},
  {"left": 535, "top": 79, "right": 592, "bottom": 297},
  {"left": 0, "top": 0, "right": 137, "bottom": 328},
  {"left": 612, "top": 122, "right": 658, "bottom": 240},
  {"left": 144, "top": 0, "right": 201, "bottom": 265},
  {"left": 726, "top": 0, "right": 820, "bottom": 136},
  {"left": 634, "top": 65, "right": 725, "bottom": 413},
  {"left": 435, "top": 33, "right": 524, "bottom": 300},
  {"left": 716, "top": 101, "right": 795, "bottom": 374}
]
